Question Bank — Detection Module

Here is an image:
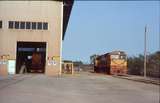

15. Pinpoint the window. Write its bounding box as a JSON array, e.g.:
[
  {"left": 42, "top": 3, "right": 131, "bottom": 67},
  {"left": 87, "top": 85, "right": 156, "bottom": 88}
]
[
  {"left": 20, "top": 22, "right": 25, "bottom": 29},
  {"left": 26, "top": 22, "right": 31, "bottom": 29},
  {"left": 43, "top": 22, "right": 48, "bottom": 30},
  {"left": 15, "top": 21, "right": 19, "bottom": 29},
  {"left": 9, "top": 21, "right": 14, "bottom": 29},
  {"left": 111, "top": 55, "right": 119, "bottom": 59},
  {"left": 120, "top": 55, "right": 126, "bottom": 60},
  {"left": 0, "top": 21, "right": 2, "bottom": 28},
  {"left": 32, "top": 22, "right": 36, "bottom": 30},
  {"left": 37, "top": 22, "right": 42, "bottom": 30},
  {"left": 8, "top": 21, "right": 48, "bottom": 30}
]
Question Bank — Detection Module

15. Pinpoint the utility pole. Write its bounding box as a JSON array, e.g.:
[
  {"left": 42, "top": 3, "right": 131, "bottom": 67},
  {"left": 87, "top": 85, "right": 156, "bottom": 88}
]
[
  {"left": 144, "top": 25, "right": 147, "bottom": 78},
  {"left": 159, "top": 24, "right": 160, "bottom": 51}
]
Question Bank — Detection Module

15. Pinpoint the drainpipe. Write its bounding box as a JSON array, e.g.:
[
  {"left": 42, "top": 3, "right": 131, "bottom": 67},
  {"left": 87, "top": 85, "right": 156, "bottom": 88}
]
[{"left": 59, "top": 1, "right": 64, "bottom": 76}]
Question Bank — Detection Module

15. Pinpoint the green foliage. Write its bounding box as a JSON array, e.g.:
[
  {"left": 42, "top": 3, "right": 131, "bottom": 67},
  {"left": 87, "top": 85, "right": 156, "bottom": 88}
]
[
  {"left": 128, "top": 51, "right": 160, "bottom": 78},
  {"left": 90, "top": 54, "right": 99, "bottom": 64},
  {"left": 73, "top": 61, "right": 83, "bottom": 67}
]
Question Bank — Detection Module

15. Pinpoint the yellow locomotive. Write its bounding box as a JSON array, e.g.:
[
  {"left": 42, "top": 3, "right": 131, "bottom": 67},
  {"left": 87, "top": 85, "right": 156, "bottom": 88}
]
[{"left": 94, "top": 51, "right": 127, "bottom": 75}]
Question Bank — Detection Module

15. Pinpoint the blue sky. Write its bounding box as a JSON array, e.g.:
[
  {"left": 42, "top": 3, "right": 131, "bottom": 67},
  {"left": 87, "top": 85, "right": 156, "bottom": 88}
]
[{"left": 62, "top": 1, "right": 160, "bottom": 63}]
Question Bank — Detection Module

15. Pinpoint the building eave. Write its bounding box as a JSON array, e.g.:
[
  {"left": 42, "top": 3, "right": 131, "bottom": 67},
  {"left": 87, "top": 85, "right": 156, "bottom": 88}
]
[{"left": 62, "top": 0, "right": 74, "bottom": 40}]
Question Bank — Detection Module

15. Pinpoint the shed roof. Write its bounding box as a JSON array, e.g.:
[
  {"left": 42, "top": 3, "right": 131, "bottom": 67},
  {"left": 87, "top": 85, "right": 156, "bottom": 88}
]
[{"left": 62, "top": 0, "right": 74, "bottom": 40}]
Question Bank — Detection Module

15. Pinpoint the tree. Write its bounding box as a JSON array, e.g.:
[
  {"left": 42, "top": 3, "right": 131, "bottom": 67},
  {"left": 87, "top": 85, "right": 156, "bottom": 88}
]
[
  {"left": 127, "top": 55, "right": 144, "bottom": 75},
  {"left": 90, "top": 54, "right": 99, "bottom": 64},
  {"left": 127, "top": 51, "right": 160, "bottom": 78},
  {"left": 147, "top": 51, "right": 160, "bottom": 78}
]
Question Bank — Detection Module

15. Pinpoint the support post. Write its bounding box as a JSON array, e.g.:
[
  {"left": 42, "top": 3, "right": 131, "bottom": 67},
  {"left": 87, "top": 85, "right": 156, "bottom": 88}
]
[{"left": 144, "top": 25, "right": 147, "bottom": 78}]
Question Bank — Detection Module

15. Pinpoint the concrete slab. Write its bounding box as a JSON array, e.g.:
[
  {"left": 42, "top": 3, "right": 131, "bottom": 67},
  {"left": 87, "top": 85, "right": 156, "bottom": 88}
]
[{"left": 0, "top": 73, "right": 159, "bottom": 103}]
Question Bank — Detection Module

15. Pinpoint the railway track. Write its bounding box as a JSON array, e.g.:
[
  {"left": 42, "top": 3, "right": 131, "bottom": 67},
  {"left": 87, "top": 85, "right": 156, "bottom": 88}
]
[{"left": 113, "top": 75, "right": 160, "bottom": 85}]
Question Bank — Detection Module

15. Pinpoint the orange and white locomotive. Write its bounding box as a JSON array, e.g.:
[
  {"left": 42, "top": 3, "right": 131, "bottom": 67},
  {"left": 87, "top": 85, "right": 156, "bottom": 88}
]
[{"left": 94, "top": 51, "right": 127, "bottom": 75}]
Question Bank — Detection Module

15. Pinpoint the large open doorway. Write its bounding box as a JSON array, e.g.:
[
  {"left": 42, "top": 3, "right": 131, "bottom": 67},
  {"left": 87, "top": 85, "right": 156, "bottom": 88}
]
[{"left": 16, "top": 42, "right": 46, "bottom": 74}]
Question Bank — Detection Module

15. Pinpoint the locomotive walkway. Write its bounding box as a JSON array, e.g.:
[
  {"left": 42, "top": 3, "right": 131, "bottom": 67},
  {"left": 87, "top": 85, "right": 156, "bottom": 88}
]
[{"left": 0, "top": 73, "right": 159, "bottom": 103}]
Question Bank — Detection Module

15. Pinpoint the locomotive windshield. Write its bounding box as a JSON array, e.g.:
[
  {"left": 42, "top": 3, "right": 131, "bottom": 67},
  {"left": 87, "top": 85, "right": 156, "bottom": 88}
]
[{"left": 111, "top": 54, "right": 126, "bottom": 60}]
